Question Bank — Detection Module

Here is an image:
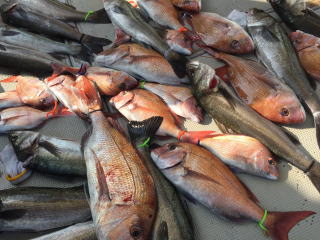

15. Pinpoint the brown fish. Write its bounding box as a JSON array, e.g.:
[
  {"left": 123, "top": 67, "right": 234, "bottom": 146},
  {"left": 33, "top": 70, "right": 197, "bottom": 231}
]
[
  {"left": 214, "top": 52, "right": 306, "bottom": 124},
  {"left": 151, "top": 142, "right": 315, "bottom": 240},
  {"left": 199, "top": 134, "right": 279, "bottom": 180},
  {"left": 110, "top": 89, "right": 213, "bottom": 143},
  {"left": 78, "top": 76, "right": 157, "bottom": 240},
  {"left": 185, "top": 12, "right": 254, "bottom": 54},
  {"left": 94, "top": 43, "right": 190, "bottom": 85},
  {"left": 141, "top": 82, "right": 203, "bottom": 122},
  {"left": 290, "top": 31, "right": 320, "bottom": 81},
  {"left": 136, "top": 0, "right": 185, "bottom": 31},
  {"left": 171, "top": 0, "right": 201, "bottom": 12}
]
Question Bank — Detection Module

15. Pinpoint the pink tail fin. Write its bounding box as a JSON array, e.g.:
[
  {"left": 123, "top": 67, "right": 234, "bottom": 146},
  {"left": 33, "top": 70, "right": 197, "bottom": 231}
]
[
  {"left": 51, "top": 63, "right": 81, "bottom": 76},
  {"left": 179, "top": 131, "right": 216, "bottom": 144},
  {"left": 266, "top": 211, "right": 315, "bottom": 240}
]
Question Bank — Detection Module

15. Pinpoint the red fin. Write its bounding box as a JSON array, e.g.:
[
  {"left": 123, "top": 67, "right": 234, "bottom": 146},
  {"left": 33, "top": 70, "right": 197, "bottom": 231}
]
[
  {"left": 76, "top": 76, "right": 102, "bottom": 111},
  {"left": 215, "top": 65, "right": 230, "bottom": 82},
  {"left": 51, "top": 63, "right": 79, "bottom": 76},
  {"left": 46, "top": 100, "right": 59, "bottom": 119},
  {"left": 0, "top": 76, "right": 19, "bottom": 83},
  {"left": 265, "top": 211, "right": 315, "bottom": 240},
  {"left": 179, "top": 131, "right": 216, "bottom": 144},
  {"left": 114, "top": 27, "right": 131, "bottom": 47}
]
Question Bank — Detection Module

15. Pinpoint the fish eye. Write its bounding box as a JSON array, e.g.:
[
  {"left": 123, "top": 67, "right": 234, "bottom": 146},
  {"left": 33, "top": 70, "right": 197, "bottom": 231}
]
[
  {"left": 130, "top": 225, "right": 143, "bottom": 239},
  {"left": 231, "top": 40, "right": 240, "bottom": 49},
  {"left": 118, "top": 82, "right": 127, "bottom": 90},
  {"left": 168, "top": 145, "right": 177, "bottom": 151},
  {"left": 268, "top": 159, "right": 276, "bottom": 165},
  {"left": 280, "top": 108, "right": 289, "bottom": 117}
]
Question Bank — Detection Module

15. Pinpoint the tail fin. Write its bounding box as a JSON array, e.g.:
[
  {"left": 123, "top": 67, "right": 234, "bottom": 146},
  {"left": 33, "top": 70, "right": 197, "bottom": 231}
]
[
  {"left": 165, "top": 50, "right": 188, "bottom": 78},
  {"left": 84, "top": 8, "right": 111, "bottom": 24},
  {"left": 51, "top": 63, "right": 79, "bottom": 76},
  {"left": 128, "top": 116, "right": 163, "bottom": 146},
  {"left": 81, "top": 35, "right": 112, "bottom": 54},
  {"left": 314, "top": 112, "right": 320, "bottom": 150},
  {"left": 67, "top": 44, "right": 86, "bottom": 56},
  {"left": 265, "top": 211, "right": 315, "bottom": 240},
  {"left": 179, "top": 131, "right": 216, "bottom": 144},
  {"left": 307, "top": 161, "right": 320, "bottom": 194}
]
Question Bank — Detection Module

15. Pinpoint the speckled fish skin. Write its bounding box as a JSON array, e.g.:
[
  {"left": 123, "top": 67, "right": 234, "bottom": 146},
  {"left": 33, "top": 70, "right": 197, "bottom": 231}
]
[
  {"left": 215, "top": 52, "right": 306, "bottom": 124},
  {"left": 128, "top": 117, "right": 194, "bottom": 240},
  {"left": 8, "top": 131, "right": 86, "bottom": 177},
  {"left": 189, "top": 61, "right": 320, "bottom": 194},
  {"left": 150, "top": 142, "right": 315, "bottom": 240},
  {"left": 0, "top": 24, "right": 84, "bottom": 56},
  {"left": 290, "top": 31, "right": 320, "bottom": 81},
  {"left": 31, "top": 221, "right": 97, "bottom": 240},
  {"left": 15, "top": 76, "right": 55, "bottom": 108},
  {"left": 186, "top": 12, "right": 254, "bottom": 54},
  {"left": 0, "top": 91, "right": 24, "bottom": 109},
  {"left": 110, "top": 89, "right": 182, "bottom": 137},
  {"left": 83, "top": 111, "right": 156, "bottom": 240},
  {"left": 94, "top": 43, "right": 190, "bottom": 85},
  {"left": 0, "top": 186, "right": 91, "bottom": 232},
  {"left": 136, "top": 0, "right": 184, "bottom": 30},
  {"left": 0, "top": 106, "right": 53, "bottom": 133},
  {"left": 171, "top": 0, "right": 201, "bottom": 12},
  {"left": 199, "top": 134, "right": 279, "bottom": 180},
  {"left": 4, "top": 0, "right": 110, "bottom": 23},
  {"left": 142, "top": 83, "right": 203, "bottom": 123}
]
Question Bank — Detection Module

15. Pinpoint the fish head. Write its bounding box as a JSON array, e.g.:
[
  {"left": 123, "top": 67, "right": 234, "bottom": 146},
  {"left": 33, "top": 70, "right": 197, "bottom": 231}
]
[
  {"left": 181, "top": 97, "right": 204, "bottom": 123},
  {"left": 261, "top": 92, "right": 306, "bottom": 124},
  {"left": 226, "top": 32, "right": 255, "bottom": 55},
  {"left": 289, "top": 31, "right": 318, "bottom": 52},
  {"left": 247, "top": 8, "right": 275, "bottom": 27},
  {"left": 114, "top": 71, "right": 139, "bottom": 92},
  {"left": 150, "top": 142, "right": 187, "bottom": 170},
  {"left": 98, "top": 207, "right": 153, "bottom": 240},
  {"left": 187, "top": 61, "right": 219, "bottom": 93},
  {"left": 166, "top": 30, "right": 193, "bottom": 55},
  {"left": 110, "top": 91, "right": 135, "bottom": 110},
  {"left": 8, "top": 131, "right": 40, "bottom": 152},
  {"left": 255, "top": 154, "right": 279, "bottom": 180}
]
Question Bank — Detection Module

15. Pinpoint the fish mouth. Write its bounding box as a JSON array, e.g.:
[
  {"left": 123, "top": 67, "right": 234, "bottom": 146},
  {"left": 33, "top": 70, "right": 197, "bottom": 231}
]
[{"left": 186, "top": 61, "right": 200, "bottom": 76}]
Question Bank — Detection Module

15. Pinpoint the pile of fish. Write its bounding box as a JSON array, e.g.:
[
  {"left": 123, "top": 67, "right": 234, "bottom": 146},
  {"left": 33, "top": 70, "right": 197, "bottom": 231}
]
[{"left": 0, "top": 0, "right": 319, "bottom": 239}]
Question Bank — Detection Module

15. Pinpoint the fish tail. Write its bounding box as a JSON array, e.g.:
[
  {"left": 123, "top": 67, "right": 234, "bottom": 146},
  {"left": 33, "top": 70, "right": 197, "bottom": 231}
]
[
  {"left": 80, "top": 35, "right": 112, "bottom": 54},
  {"left": 264, "top": 211, "right": 315, "bottom": 240},
  {"left": 51, "top": 63, "right": 78, "bottom": 76},
  {"left": 68, "top": 43, "right": 86, "bottom": 56},
  {"left": 164, "top": 50, "right": 188, "bottom": 78},
  {"left": 313, "top": 112, "right": 320, "bottom": 149},
  {"left": 84, "top": 8, "right": 110, "bottom": 24},
  {"left": 179, "top": 131, "right": 216, "bottom": 144},
  {"left": 307, "top": 161, "right": 320, "bottom": 194},
  {"left": 128, "top": 116, "right": 163, "bottom": 144}
]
